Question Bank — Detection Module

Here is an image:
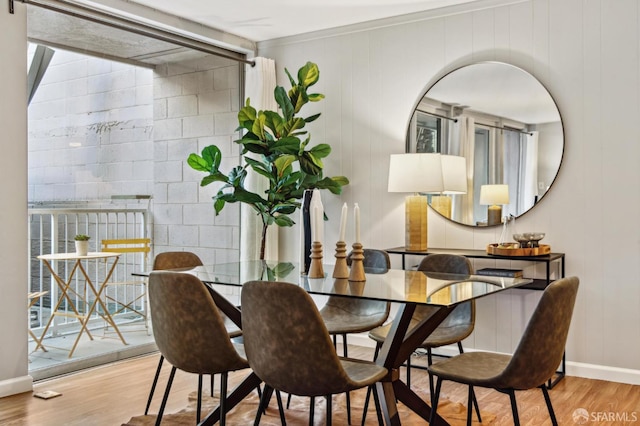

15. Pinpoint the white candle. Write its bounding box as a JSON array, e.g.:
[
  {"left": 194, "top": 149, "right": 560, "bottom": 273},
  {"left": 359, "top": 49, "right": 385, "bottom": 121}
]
[
  {"left": 313, "top": 206, "right": 320, "bottom": 242},
  {"left": 339, "top": 202, "right": 348, "bottom": 242},
  {"left": 354, "top": 203, "right": 361, "bottom": 244}
]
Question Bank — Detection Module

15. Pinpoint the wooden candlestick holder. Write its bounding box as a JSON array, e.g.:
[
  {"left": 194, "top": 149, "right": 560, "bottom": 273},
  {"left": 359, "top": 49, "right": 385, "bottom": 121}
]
[
  {"left": 348, "top": 242, "right": 366, "bottom": 282},
  {"left": 308, "top": 241, "right": 325, "bottom": 278},
  {"left": 332, "top": 241, "right": 349, "bottom": 278}
]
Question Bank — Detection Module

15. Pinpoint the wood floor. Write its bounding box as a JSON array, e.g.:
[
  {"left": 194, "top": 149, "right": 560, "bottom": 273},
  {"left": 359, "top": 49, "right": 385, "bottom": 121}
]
[{"left": 2, "top": 345, "right": 640, "bottom": 425}]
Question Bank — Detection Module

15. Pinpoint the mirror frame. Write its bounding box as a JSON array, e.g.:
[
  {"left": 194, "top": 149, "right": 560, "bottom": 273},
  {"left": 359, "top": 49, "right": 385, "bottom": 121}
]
[{"left": 406, "top": 61, "right": 566, "bottom": 227}]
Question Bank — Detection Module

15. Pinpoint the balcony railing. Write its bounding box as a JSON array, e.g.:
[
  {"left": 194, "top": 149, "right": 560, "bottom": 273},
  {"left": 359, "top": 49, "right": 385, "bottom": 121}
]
[{"left": 28, "top": 199, "right": 151, "bottom": 339}]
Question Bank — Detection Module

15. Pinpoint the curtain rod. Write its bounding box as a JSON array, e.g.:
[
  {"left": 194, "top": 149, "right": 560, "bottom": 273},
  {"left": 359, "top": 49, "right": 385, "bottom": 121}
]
[
  {"left": 476, "top": 122, "right": 533, "bottom": 136},
  {"left": 417, "top": 109, "right": 532, "bottom": 136},
  {"left": 12, "top": 0, "right": 255, "bottom": 67},
  {"left": 417, "top": 109, "right": 458, "bottom": 123}
]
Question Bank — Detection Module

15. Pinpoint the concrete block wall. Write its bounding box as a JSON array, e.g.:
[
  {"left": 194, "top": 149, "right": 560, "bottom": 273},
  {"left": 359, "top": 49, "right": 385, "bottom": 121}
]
[
  {"left": 152, "top": 55, "right": 241, "bottom": 266},
  {"left": 28, "top": 46, "right": 154, "bottom": 201},
  {"left": 27, "top": 44, "right": 242, "bottom": 299}
]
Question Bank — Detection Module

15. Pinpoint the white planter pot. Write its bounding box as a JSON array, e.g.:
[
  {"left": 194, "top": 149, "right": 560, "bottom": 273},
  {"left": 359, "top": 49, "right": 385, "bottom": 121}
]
[{"left": 75, "top": 240, "right": 89, "bottom": 256}]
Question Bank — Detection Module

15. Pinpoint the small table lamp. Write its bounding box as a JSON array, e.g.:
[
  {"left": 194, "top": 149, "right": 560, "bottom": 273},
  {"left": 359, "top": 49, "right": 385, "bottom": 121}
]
[
  {"left": 388, "top": 153, "right": 443, "bottom": 250},
  {"left": 430, "top": 155, "right": 467, "bottom": 219},
  {"left": 480, "top": 184, "right": 509, "bottom": 226}
]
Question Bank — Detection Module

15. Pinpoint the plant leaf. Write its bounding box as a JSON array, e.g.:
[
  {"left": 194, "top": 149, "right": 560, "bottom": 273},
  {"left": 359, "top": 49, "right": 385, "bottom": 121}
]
[
  {"left": 298, "top": 62, "right": 320, "bottom": 88},
  {"left": 202, "top": 145, "right": 222, "bottom": 169},
  {"left": 201, "top": 172, "right": 227, "bottom": 186},
  {"left": 284, "top": 67, "right": 296, "bottom": 87},
  {"left": 275, "top": 86, "right": 294, "bottom": 121},
  {"left": 272, "top": 262, "right": 295, "bottom": 277},
  {"left": 234, "top": 187, "right": 266, "bottom": 205},
  {"left": 272, "top": 136, "right": 301, "bottom": 154},
  {"left": 274, "top": 155, "right": 296, "bottom": 177},
  {"left": 274, "top": 215, "right": 295, "bottom": 227},
  {"left": 310, "top": 143, "right": 331, "bottom": 159},
  {"left": 298, "top": 153, "right": 322, "bottom": 175},
  {"left": 263, "top": 111, "right": 283, "bottom": 137},
  {"left": 304, "top": 113, "right": 321, "bottom": 123},
  {"left": 251, "top": 113, "right": 268, "bottom": 140},
  {"left": 187, "top": 153, "right": 209, "bottom": 172},
  {"left": 283, "top": 117, "right": 306, "bottom": 136},
  {"left": 313, "top": 176, "right": 349, "bottom": 194},
  {"left": 213, "top": 198, "right": 225, "bottom": 215},
  {"left": 308, "top": 93, "right": 325, "bottom": 102},
  {"left": 237, "top": 102, "right": 257, "bottom": 129}
]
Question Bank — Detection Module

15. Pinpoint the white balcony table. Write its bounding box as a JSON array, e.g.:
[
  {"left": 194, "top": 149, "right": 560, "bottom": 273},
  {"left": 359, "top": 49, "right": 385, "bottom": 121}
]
[{"left": 36, "top": 252, "right": 127, "bottom": 357}]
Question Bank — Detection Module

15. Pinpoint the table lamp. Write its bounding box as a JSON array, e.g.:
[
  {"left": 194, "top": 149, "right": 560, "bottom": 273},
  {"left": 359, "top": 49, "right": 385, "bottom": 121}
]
[
  {"left": 479, "top": 184, "right": 509, "bottom": 226},
  {"left": 430, "top": 155, "right": 467, "bottom": 219},
  {"left": 388, "top": 153, "right": 443, "bottom": 250}
]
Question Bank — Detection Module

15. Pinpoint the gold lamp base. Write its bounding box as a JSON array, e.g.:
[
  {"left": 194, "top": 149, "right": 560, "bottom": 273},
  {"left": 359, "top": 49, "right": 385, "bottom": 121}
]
[
  {"left": 487, "top": 205, "right": 502, "bottom": 226},
  {"left": 430, "top": 195, "right": 452, "bottom": 218},
  {"left": 405, "top": 194, "right": 428, "bottom": 251}
]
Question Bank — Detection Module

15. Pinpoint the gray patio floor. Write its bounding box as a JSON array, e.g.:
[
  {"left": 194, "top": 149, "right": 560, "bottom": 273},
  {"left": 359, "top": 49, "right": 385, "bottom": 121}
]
[{"left": 28, "top": 319, "right": 157, "bottom": 381}]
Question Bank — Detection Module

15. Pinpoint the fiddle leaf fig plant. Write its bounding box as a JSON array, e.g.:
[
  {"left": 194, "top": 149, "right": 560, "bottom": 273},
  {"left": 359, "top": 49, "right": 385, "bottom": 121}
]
[{"left": 188, "top": 61, "right": 349, "bottom": 259}]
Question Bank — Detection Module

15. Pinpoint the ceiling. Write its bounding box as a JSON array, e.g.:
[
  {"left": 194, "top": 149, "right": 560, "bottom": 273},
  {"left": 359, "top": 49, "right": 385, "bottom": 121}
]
[
  {"left": 27, "top": 0, "right": 484, "bottom": 68},
  {"left": 118, "top": 0, "right": 481, "bottom": 42},
  {"left": 28, "top": 0, "right": 554, "bottom": 125}
]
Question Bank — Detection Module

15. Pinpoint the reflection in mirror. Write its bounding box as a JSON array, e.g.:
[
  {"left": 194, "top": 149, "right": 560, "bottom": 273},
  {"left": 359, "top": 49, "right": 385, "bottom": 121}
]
[{"left": 407, "top": 62, "right": 564, "bottom": 227}]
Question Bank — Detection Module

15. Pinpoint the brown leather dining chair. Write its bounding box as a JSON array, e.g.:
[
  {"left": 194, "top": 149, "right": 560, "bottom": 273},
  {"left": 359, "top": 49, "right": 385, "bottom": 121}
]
[
  {"left": 145, "top": 252, "right": 242, "bottom": 418},
  {"left": 428, "top": 276, "right": 579, "bottom": 426},
  {"left": 148, "top": 271, "right": 250, "bottom": 425},
  {"left": 363, "top": 253, "right": 480, "bottom": 423},
  {"left": 241, "top": 280, "right": 388, "bottom": 426},
  {"left": 316, "top": 248, "right": 391, "bottom": 423}
]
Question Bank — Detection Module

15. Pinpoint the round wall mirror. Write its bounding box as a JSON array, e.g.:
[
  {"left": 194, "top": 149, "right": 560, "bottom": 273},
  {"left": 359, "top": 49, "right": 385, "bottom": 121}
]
[{"left": 407, "top": 62, "right": 564, "bottom": 227}]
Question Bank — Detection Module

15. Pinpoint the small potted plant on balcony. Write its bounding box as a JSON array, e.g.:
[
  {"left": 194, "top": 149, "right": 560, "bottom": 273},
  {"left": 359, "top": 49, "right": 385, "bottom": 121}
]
[{"left": 74, "top": 234, "right": 90, "bottom": 256}]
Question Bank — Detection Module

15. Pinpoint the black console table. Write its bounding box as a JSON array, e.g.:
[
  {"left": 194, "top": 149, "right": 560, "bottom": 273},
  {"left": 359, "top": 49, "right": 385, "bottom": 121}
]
[
  {"left": 385, "top": 246, "right": 566, "bottom": 388},
  {"left": 385, "top": 246, "right": 565, "bottom": 291}
]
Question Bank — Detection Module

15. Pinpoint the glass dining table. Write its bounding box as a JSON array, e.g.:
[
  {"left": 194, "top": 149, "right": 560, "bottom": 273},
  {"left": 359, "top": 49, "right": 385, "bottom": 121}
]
[{"left": 136, "top": 260, "right": 531, "bottom": 425}]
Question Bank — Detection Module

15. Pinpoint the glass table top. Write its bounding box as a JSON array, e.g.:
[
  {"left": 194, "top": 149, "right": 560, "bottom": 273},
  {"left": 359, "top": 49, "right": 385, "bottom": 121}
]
[{"left": 139, "top": 260, "right": 532, "bottom": 307}]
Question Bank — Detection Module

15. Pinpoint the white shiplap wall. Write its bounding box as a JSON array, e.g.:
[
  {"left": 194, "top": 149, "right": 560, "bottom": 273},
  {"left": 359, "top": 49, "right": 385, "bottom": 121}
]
[{"left": 259, "top": 0, "right": 640, "bottom": 383}]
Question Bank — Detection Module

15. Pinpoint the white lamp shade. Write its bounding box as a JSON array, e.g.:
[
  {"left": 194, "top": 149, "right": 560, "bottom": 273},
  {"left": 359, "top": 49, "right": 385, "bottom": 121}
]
[
  {"left": 480, "top": 184, "right": 510, "bottom": 205},
  {"left": 441, "top": 155, "right": 467, "bottom": 194},
  {"left": 388, "top": 153, "right": 444, "bottom": 193}
]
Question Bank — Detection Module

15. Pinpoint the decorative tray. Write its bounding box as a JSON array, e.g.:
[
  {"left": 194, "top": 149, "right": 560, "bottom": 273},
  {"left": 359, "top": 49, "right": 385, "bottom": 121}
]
[{"left": 486, "top": 243, "right": 551, "bottom": 257}]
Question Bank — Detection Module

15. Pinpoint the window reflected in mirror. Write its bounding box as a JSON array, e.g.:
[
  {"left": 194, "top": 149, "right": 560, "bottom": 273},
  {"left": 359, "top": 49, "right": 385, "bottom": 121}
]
[{"left": 407, "top": 62, "right": 564, "bottom": 227}]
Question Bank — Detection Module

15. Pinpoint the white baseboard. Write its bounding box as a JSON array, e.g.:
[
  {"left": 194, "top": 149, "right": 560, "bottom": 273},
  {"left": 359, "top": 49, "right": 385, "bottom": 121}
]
[
  {"left": 347, "top": 334, "right": 640, "bottom": 385},
  {"left": 0, "top": 375, "right": 33, "bottom": 398},
  {"left": 567, "top": 362, "right": 640, "bottom": 385}
]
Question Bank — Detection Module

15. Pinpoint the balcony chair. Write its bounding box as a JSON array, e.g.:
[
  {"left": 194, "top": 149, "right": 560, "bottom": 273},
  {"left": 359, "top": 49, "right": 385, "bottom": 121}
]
[
  {"left": 100, "top": 238, "right": 151, "bottom": 331},
  {"left": 429, "top": 276, "right": 579, "bottom": 426},
  {"left": 28, "top": 291, "right": 49, "bottom": 354},
  {"left": 363, "top": 253, "right": 480, "bottom": 424},
  {"left": 148, "top": 271, "right": 250, "bottom": 425},
  {"left": 145, "top": 251, "right": 242, "bottom": 417},
  {"left": 241, "top": 280, "right": 388, "bottom": 426}
]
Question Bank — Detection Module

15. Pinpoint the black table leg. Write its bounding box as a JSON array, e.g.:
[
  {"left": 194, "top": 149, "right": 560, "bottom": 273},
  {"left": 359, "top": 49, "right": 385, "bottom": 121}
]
[
  {"left": 374, "top": 303, "right": 456, "bottom": 425},
  {"left": 198, "top": 372, "right": 262, "bottom": 426}
]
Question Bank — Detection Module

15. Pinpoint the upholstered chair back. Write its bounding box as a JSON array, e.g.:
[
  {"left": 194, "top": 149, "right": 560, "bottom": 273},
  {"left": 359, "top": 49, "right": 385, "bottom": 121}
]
[{"left": 148, "top": 271, "right": 247, "bottom": 374}]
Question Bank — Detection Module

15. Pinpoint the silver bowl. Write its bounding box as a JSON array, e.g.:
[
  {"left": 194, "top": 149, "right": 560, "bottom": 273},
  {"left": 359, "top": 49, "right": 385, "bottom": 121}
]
[{"left": 513, "top": 232, "right": 545, "bottom": 247}]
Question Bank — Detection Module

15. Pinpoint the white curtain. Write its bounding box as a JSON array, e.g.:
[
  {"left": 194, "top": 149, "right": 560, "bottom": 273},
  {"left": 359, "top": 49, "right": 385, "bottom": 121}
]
[
  {"left": 240, "top": 57, "right": 278, "bottom": 261},
  {"left": 520, "top": 131, "right": 539, "bottom": 212},
  {"left": 450, "top": 116, "right": 475, "bottom": 224}
]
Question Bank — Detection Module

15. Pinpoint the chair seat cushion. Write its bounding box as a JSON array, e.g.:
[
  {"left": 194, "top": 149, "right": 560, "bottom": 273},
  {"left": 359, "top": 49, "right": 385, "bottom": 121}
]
[
  {"left": 427, "top": 352, "right": 512, "bottom": 388},
  {"left": 320, "top": 303, "right": 389, "bottom": 334},
  {"left": 369, "top": 319, "right": 472, "bottom": 348},
  {"left": 339, "top": 357, "right": 388, "bottom": 391},
  {"left": 422, "top": 321, "right": 474, "bottom": 347}
]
